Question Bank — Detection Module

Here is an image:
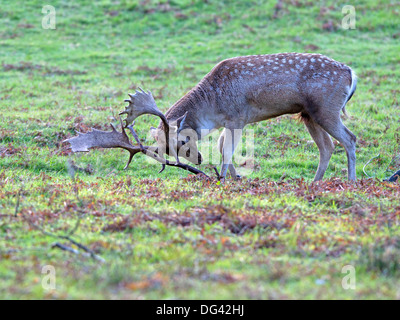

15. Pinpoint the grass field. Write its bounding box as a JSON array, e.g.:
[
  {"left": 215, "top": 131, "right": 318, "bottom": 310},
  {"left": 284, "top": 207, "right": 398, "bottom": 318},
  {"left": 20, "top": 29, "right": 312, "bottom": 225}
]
[{"left": 1, "top": 0, "right": 400, "bottom": 299}]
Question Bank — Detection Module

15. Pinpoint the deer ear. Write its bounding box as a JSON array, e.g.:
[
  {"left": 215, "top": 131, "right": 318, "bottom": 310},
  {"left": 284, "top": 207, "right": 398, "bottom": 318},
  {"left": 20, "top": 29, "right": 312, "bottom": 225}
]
[
  {"left": 150, "top": 126, "right": 157, "bottom": 138},
  {"left": 176, "top": 112, "right": 189, "bottom": 132}
]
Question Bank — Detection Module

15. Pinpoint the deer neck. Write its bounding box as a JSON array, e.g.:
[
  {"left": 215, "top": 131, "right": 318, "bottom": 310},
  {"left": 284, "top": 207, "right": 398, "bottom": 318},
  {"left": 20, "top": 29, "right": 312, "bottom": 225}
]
[{"left": 159, "top": 82, "right": 218, "bottom": 139}]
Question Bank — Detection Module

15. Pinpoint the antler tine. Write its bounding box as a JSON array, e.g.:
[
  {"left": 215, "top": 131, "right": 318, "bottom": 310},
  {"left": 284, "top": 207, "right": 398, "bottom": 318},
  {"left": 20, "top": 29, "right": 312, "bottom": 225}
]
[
  {"left": 110, "top": 123, "right": 117, "bottom": 132},
  {"left": 119, "top": 90, "right": 170, "bottom": 145},
  {"left": 120, "top": 91, "right": 166, "bottom": 122},
  {"left": 118, "top": 115, "right": 123, "bottom": 128}
]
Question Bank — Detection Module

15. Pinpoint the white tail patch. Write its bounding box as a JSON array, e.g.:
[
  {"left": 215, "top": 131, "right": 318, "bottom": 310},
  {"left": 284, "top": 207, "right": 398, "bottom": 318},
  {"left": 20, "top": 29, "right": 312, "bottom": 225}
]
[
  {"left": 342, "top": 68, "right": 357, "bottom": 118},
  {"left": 349, "top": 69, "right": 357, "bottom": 100}
]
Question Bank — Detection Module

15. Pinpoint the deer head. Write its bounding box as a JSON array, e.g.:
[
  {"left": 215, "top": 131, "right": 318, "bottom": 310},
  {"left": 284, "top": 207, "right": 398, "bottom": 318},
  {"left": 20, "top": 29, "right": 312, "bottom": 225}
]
[{"left": 120, "top": 88, "right": 202, "bottom": 165}]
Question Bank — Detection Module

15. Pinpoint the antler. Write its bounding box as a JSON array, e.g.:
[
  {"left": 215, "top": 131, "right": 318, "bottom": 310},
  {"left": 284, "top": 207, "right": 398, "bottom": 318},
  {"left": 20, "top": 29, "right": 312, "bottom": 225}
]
[
  {"left": 120, "top": 88, "right": 179, "bottom": 165},
  {"left": 65, "top": 89, "right": 211, "bottom": 177},
  {"left": 64, "top": 118, "right": 209, "bottom": 176},
  {"left": 65, "top": 118, "right": 141, "bottom": 170},
  {"left": 120, "top": 88, "right": 169, "bottom": 137}
]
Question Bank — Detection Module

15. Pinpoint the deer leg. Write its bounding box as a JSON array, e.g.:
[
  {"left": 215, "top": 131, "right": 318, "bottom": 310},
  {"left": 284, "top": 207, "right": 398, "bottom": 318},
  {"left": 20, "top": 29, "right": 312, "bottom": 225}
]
[
  {"left": 219, "top": 128, "right": 242, "bottom": 179},
  {"left": 304, "top": 118, "right": 335, "bottom": 181},
  {"left": 218, "top": 129, "right": 241, "bottom": 180},
  {"left": 229, "top": 164, "right": 240, "bottom": 179},
  {"left": 312, "top": 114, "right": 356, "bottom": 181},
  {"left": 218, "top": 130, "right": 236, "bottom": 178}
]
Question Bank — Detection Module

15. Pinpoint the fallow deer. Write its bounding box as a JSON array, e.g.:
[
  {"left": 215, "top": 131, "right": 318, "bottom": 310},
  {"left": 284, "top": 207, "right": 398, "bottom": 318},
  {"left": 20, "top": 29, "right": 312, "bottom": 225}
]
[{"left": 66, "top": 53, "right": 357, "bottom": 181}]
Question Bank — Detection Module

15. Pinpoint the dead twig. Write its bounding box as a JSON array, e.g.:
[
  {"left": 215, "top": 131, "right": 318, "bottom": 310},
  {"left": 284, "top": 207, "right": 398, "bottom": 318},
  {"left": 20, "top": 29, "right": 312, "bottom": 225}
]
[
  {"left": 213, "top": 166, "right": 221, "bottom": 180},
  {"left": 16, "top": 178, "right": 105, "bottom": 263},
  {"left": 14, "top": 189, "right": 21, "bottom": 217},
  {"left": 126, "top": 124, "right": 212, "bottom": 177},
  {"left": 52, "top": 242, "right": 81, "bottom": 255},
  {"left": 384, "top": 153, "right": 400, "bottom": 173},
  {"left": 51, "top": 242, "right": 104, "bottom": 261},
  {"left": 363, "top": 153, "right": 380, "bottom": 178},
  {"left": 23, "top": 216, "right": 105, "bottom": 263}
]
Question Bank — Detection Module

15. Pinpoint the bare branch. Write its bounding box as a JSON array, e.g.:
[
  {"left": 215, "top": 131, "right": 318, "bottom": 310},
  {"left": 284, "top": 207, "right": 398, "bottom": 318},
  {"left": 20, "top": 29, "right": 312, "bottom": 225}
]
[
  {"left": 213, "top": 166, "right": 221, "bottom": 180},
  {"left": 14, "top": 189, "right": 21, "bottom": 217},
  {"left": 23, "top": 213, "right": 105, "bottom": 263},
  {"left": 126, "top": 124, "right": 210, "bottom": 176},
  {"left": 51, "top": 242, "right": 105, "bottom": 262},
  {"left": 363, "top": 153, "right": 380, "bottom": 178},
  {"left": 52, "top": 242, "right": 81, "bottom": 255}
]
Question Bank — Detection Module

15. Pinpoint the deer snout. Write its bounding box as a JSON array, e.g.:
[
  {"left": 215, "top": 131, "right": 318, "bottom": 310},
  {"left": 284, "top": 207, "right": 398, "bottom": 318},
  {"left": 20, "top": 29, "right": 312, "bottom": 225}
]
[{"left": 184, "top": 148, "right": 202, "bottom": 165}]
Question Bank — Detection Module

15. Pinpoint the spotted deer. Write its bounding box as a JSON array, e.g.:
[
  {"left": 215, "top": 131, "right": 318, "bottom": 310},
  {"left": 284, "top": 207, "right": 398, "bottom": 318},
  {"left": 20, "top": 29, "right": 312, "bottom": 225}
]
[{"left": 67, "top": 53, "right": 357, "bottom": 181}]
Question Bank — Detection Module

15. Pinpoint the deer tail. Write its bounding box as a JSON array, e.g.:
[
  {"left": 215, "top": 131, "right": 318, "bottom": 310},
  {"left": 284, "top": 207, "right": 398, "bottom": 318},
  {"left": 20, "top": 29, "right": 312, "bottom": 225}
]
[{"left": 342, "top": 68, "right": 357, "bottom": 119}]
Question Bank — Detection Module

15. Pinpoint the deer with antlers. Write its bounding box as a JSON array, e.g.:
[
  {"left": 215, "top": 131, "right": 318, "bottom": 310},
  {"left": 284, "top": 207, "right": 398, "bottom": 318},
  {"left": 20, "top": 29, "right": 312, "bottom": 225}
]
[{"left": 66, "top": 52, "right": 357, "bottom": 181}]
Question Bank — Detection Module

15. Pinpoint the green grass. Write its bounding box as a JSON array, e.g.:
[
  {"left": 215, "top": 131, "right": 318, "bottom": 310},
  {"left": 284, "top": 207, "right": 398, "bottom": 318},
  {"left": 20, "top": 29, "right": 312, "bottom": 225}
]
[{"left": 1, "top": 0, "right": 400, "bottom": 299}]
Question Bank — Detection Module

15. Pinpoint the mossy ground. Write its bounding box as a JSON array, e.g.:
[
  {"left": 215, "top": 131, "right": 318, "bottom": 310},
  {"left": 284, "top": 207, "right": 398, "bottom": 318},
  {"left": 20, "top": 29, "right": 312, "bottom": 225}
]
[{"left": 1, "top": 0, "right": 399, "bottom": 299}]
